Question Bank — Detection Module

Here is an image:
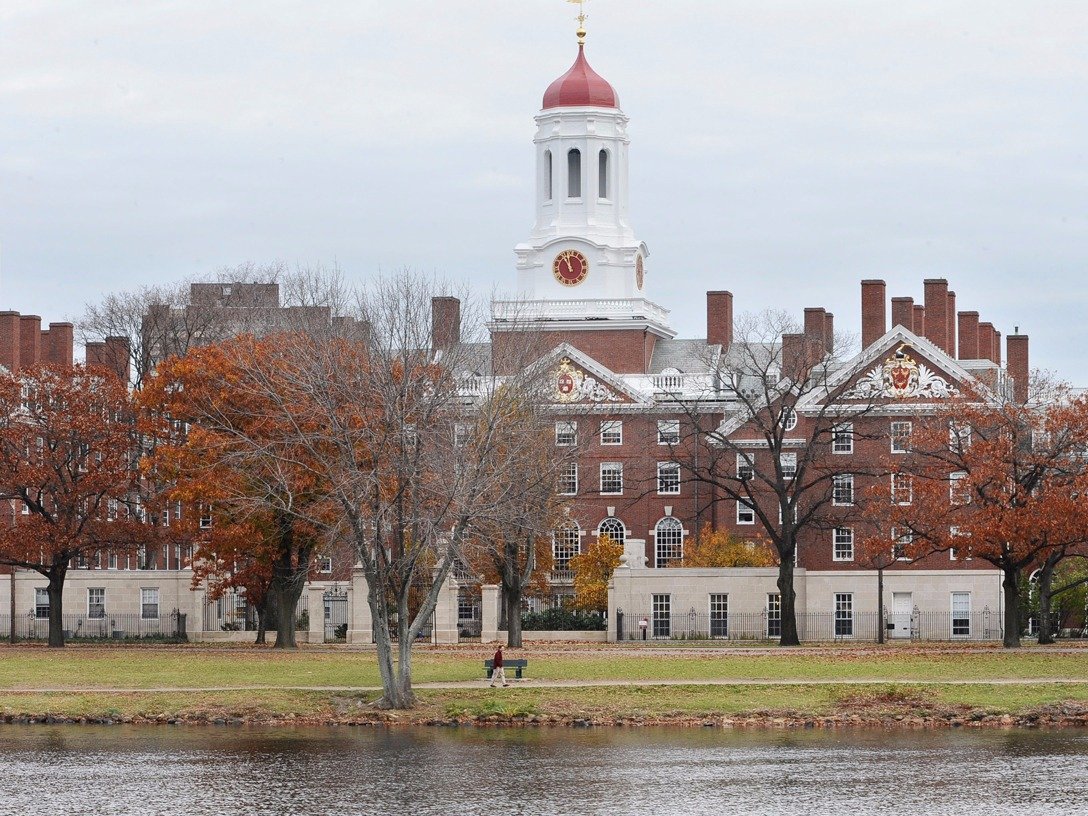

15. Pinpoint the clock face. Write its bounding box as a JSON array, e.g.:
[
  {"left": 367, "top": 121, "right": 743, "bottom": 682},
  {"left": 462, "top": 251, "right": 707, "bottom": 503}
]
[
  {"left": 635, "top": 255, "right": 645, "bottom": 291},
  {"left": 553, "top": 250, "right": 589, "bottom": 287}
]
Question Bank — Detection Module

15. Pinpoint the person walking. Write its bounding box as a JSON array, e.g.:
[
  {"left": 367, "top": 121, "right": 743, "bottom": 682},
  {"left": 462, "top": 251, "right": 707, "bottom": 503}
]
[{"left": 489, "top": 644, "right": 509, "bottom": 688}]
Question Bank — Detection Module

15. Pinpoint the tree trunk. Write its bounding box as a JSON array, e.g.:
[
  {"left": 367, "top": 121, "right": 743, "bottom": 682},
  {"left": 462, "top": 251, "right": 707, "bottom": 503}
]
[
  {"left": 46, "top": 568, "right": 67, "bottom": 648},
  {"left": 270, "top": 577, "right": 302, "bottom": 649},
  {"left": 1002, "top": 567, "right": 1022, "bottom": 648},
  {"left": 1037, "top": 553, "right": 1060, "bottom": 645},
  {"left": 255, "top": 595, "right": 270, "bottom": 645},
  {"left": 504, "top": 583, "right": 523, "bottom": 648},
  {"left": 877, "top": 566, "right": 885, "bottom": 645},
  {"left": 367, "top": 576, "right": 416, "bottom": 709},
  {"left": 777, "top": 554, "right": 800, "bottom": 646}
]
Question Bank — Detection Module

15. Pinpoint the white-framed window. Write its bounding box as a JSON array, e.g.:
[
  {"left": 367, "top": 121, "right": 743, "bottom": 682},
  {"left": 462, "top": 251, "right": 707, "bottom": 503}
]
[
  {"left": 20, "top": 495, "right": 29, "bottom": 515},
  {"left": 891, "top": 421, "right": 912, "bottom": 453},
  {"left": 834, "top": 593, "right": 854, "bottom": 637},
  {"left": 318, "top": 555, "right": 333, "bottom": 574},
  {"left": 833, "top": 473, "right": 854, "bottom": 506},
  {"left": 950, "top": 471, "right": 970, "bottom": 505},
  {"left": 598, "top": 148, "right": 610, "bottom": 199},
  {"left": 552, "top": 522, "right": 581, "bottom": 572},
  {"left": 140, "top": 587, "right": 160, "bottom": 620},
  {"left": 653, "top": 517, "right": 684, "bottom": 568},
  {"left": 557, "top": 463, "right": 579, "bottom": 495},
  {"left": 555, "top": 421, "right": 577, "bottom": 446},
  {"left": 598, "top": 516, "right": 626, "bottom": 544},
  {"left": 892, "top": 527, "right": 913, "bottom": 560},
  {"left": 737, "top": 500, "right": 756, "bottom": 525},
  {"left": 951, "top": 592, "right": 971, "bottom": 637},
  {"left": 199, "top": 503, "right": 213, "bottom": 529},
  {"left": 160, "top": 507, "right": 170, "bottom": 527},
  {"left": 767, "top": 593, "right": 781, "bottom": 638},
  {"left": 657, "top": 462, "right": 680, "bottom": 495},
  {"left": 891, "top": 473, "right": 913, "bottom": 505},
  {"left": 600, "top": 420, "right": 623, "bottom": 445},
  {"left": 950, "top": 421, "right": 972, "bottom": 451},
  {"left": 782, "top": 407, "right": 798, "bottom": 432},
  {"left": 34, "top": 588, "right": 49, "bottom": 619},
  {"left": 657, "top": 420, "right": 680, "bottom": 445},
  {"left": 600, "top": 462, "right": 624, "bottom": 495},
  {"left": 107, "top": 553, "right": 118, "bottom": 570},
  {"left": 567, "top": 148, "right": 582, "bottom": 198},
  {"left": 833, "top": 527, "right": 854, "bottom": 561},
  {"left": 652, "top": 594, "right": 671, "bottom": 638},
  {"left": 949, "top": 526, "right": 970, "bottom": 561},
  {"left": 174, "top": 500, "right": 182, "bottom": 521},
  {"left": 736, "top": 452, "right": 754, "bottom": 481},
  {"left": 87, "top": 587, "right": 105, "bottom": 619},
  {"left": 710, "top": 594, "right": 728, "bottom": 638},
  {"left": 454, "top": 422, "right": 471, "bottom": 448},
  {"left": 832, "top": 423, "right": 854, "bottom": 454},
  {"left": 779, "top": 453, "right": 797, "bottom": 479}
]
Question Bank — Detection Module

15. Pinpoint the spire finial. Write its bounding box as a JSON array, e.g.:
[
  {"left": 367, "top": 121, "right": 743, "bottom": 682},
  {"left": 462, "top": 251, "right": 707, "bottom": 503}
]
[{"left": 567, "top": 0, "right": 588, "bottom": 45}]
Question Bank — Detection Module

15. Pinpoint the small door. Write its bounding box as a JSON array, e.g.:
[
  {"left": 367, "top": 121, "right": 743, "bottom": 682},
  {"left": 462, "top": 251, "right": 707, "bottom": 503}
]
[{"left": 890, "top": 592, "right": 912, "bottom": 639}]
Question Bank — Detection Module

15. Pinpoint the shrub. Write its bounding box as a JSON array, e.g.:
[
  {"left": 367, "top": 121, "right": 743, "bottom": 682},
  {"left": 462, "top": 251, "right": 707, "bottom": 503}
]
[{"left": 521, "top": 608, "right": 606, "bottom": 631}]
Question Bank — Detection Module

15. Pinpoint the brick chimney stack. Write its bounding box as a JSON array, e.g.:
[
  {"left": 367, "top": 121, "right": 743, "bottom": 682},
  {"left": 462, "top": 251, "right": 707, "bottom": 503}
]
[
  {"left": 706, "top": 291, "right": 733, "bottom": 352},
  {"left": 923, "top": 279, "right": 950, "bottom": 354},
  {"left": 860, "top": 280, "right": 886, "bottom": 348},
  {"left": 890, "top": 297, "right": 913, "bottom": 332},
  {"left": 19, "top": 315, "right": 41, "bottom": 368},
  {"left": 823, "top": 312, "right": 834, "bottom": 355},
  {"left": 978, "top": 322, "right": 997, "bottom": 364},
  {"left": 0, "top": 312, "right": 21, "bottom": 372},
  {"left": 946, "top": 291, "right": 957, "bottom": 358},
  {"left": 912, "top": 305, "right": 926, "bottom": 337},
  {"left": 430, "top": 297, "right": 461, "bottom": 352},
  {"left": 957, "top": 312, "right": 980, "bottom": 360},
  {"left": 993, "top": 329, "right": 1002, "bottom": 367},
  {"left": 804, "top": 307, "right": 827, "bottom": 354},
  {"left": 1007, "top": 333, "right": 1029, "bottom": 404}
]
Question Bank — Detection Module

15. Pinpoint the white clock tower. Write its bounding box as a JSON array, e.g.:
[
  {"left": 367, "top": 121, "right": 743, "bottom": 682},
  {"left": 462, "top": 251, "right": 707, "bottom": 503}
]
[{"left": 493, "top": 24, "right": 674, "bottom": 340}]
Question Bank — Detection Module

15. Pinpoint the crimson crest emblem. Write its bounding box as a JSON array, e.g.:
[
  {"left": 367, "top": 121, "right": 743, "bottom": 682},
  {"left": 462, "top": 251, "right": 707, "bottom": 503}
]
[
  {"left": 557, "top": 372, "right": 575, "bottom": 396},
  {"left": 881, "top": 345, "right": 921, "bottom": 398},
  {"left": 553, "top": 357, "right": 586, "bottom": 403}
]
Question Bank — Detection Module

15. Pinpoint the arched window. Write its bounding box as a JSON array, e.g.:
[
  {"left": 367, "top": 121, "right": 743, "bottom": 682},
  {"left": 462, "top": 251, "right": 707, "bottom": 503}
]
[
  {"left": 598, "top": 517, "right": 625, "bottom": 545},
  {"left": 598, "top": 149, "right": 609, "bottom": 199},
  {"left": 567, "top": 148, "right": 582, "bottom": 198},
  {"left": 552, "top": 520, "right": 581, "bottom": 572},
  {"left": 544, "top": 150, "right": 553, "bottom": 201},
  {"left": 654, "top": 517, "right": 684, "bottom": 568}
]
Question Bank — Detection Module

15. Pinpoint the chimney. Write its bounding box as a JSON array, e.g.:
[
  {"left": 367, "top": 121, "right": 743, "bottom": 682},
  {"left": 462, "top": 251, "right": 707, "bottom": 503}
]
[
  {"left": 890, "top": 297, "right": 913, "bottom": 331},
  {"left": 823, "top": 312, "right": 835, "bottom": 355},
  {"left": 957, "top": 312, "right": 979, "bottom": 360},
  {"left": 946, "top": 291, "right": 957, "bottom": 358},
  {"left": 0, "top": 312, "right": 21, "bottom": 372},
  {"left": 804, "top": 307, "right": 827, "bottom": 354},
  {"left": 993, "top": 329, "right": 1002, "bottom": 367},
  {"left": 19, "top": 315, "right": 41, "bottom": 369},
  {"left": 923, "top": 279, "right": 949, "bottom": 353},
  {"left": 978, "top": 322, "right": 996, "bottom": 364},
  {"left": 430, "top": 297, "right": 461, "bottom": 352},
  {"left": 706, "top": 291, "right": 733, "bottom": 352},
  {"left": 104, "top": 336, "right": 131, "bottom": 384},
  {"left": 1007, "top": 334, "right": 1029, "bottom": 404},
  {"left": 861, "top": 280, "right": 886, "bottom": 347},
  {"left": 85, "top": 341, "right": 106, "bottom": 368},
  {"left": 45, "top": 322, "right": 74, "bottom": 367},
  {"left": 781, "top": 333, "right": 823, "bottom": 380},
  {"left": 913, "top": 304, "right": 926, "bottom": 336}
]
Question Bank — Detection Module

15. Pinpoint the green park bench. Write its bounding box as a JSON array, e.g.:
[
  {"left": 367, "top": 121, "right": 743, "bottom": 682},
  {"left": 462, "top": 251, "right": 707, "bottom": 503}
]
[{"left": 484, "top": 658, "right": 528, "bottom": 680}]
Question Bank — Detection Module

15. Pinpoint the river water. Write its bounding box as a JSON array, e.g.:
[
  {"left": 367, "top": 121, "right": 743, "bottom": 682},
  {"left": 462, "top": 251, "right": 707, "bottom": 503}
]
[{"left": 1, "top": 725, "right": 1086, "bottom": 815}]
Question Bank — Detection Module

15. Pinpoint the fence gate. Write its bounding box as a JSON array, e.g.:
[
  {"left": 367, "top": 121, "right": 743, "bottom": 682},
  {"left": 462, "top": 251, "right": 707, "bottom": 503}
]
[{"left": 324, "top": 590, "right": 349, "bottom": 642}]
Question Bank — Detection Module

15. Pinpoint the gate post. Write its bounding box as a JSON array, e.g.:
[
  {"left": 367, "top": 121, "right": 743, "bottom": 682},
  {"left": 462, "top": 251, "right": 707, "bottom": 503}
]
[
  {"left": 480, "top": 584, "right": 501, "bottom": 643},
  {"left": 346, "top": 567, "right": 373, "bottom": 644},
  {"left": 307, "top": 585, "right": 326, "bottom": 644},
  {"left": 432, "top": 573, "right": 460, "bottom": 644}
]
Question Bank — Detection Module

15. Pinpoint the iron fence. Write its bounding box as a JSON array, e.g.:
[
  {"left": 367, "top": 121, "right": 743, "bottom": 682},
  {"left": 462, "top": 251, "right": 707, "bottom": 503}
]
[
  {"left": 615, "top": 609, "right": 1004, "bottom": 643},
  {"left": 202, "top": 592, "right": 306, "bottom": 632},
  {"left": 324, "top": 591, "right": 349, "bottom": 642},
  {"left": 0, "top": 611, "right": 187, "bottom": 641}
]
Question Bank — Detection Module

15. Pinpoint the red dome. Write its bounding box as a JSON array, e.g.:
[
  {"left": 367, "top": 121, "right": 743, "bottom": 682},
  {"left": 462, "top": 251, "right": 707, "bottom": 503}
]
[{"left": 542, "top": 45, "right": 619, "bottom": 110}]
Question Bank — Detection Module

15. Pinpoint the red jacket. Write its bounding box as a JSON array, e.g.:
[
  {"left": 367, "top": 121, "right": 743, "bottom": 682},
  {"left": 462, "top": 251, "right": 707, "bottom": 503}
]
[{"left": 493, "top": 649, "right": 503, "bottom": 668}]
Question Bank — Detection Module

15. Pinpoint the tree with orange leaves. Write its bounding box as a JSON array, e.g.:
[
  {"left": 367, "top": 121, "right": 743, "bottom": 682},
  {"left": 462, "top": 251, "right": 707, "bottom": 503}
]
[
  {"left": 0, "top": 364, "right": 150, "bottom": 647},
  {"left": 682, "top": 525, "right": 777, "bottom": 568},
  {"left": 862, "top": 376, "right": 1088, "bottom": 647},
  {"left": 570, "top": 533, "right": 622, "bottom": 613}
]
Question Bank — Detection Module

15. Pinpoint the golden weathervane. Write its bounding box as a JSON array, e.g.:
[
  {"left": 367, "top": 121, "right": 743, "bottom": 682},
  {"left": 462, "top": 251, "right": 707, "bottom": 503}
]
[{"left": 567, "top": 0, "right": 589, "bottom": 45}]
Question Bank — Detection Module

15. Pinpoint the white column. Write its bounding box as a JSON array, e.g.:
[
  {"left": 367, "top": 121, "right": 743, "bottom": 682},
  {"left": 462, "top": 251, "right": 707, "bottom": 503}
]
[
  {"left": 307, "top": 585, "right": 326, "bottom": 644},
  {"left": 480, "top": 584, "right": 502, "bottom": 643},
  {"left": 431, "top": 574, "right": 460, "bottom": 645},
  {"left": 347, "top": 567, "right": 373, "bottom": 645}
]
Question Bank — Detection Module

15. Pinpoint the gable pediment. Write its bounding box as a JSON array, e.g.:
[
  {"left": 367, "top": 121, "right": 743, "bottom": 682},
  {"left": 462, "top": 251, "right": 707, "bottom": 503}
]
[{"left": 538, "top": 344, "right": 648, "bottom": 406}]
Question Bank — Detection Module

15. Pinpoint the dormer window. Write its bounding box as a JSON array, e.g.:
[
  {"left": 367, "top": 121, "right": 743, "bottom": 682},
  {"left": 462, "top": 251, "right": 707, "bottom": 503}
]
[
  {"left": 598, "top": 149, "right": 609, "bottom": 199},
  {"left": 567, "top": 149, "right": 582, "bottom": 198}
]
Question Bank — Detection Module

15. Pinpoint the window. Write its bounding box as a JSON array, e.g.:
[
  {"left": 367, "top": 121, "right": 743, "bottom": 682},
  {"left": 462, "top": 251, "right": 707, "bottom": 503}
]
[
  {"left": 652, "top": 594, "right": 671, "bottom": 638},
  {"left": 710, "top": 594, "right": 728, "bottom": 638},
  {"left": 779, "top": 453, "right": 797, "bottom": 479},
  {"left": 737, "top": 500, "right": 755, "bottom": 525},
  {"left": 199, "top": 504, "right": 213, "bottom": 529},
  {"left": 949, "top": 526, "right": 970, "bottom": 561},
  {"left": 35, "top": 588, "right": 49, "bottom": 619},
  {"left": 544, "top": 149, "right": 553, "bottom": 201},
  {"left": 833, "top": 473, "right": 854, "bottom": 506},
  {"left": 891, "top": 473, "right": 913, "bottom": 505},
  {"left": 174, "top": 500, "right": 182, "bottom": 521},
  {"left": 600, "top": 420, "right": 622, "bottom": 445},
  {"left": 657, "top": 462, "right": 680, "bottom": 494},
  {"left": 835, "top": 593, "right": 854, "bottom": 637},
  {"left": 88, "top": 588, "right": 105, "bottom": 619},
  {"left": 832, "top": 423, "right": 854, "bottom": 454},
  {"left": 891, "top": 421, "right": 912, "bottom": 453},
  {"left": 598, "top": 149, "right": 609, "bottom": 198},
  {"left": 833, "top": 527, "right": 854, "bottom": 561},
  {"left": 558, "top": 463, "right": 579, "bottom": 495},
  {"left": 892, "top": 527, "right": 913, "bottom": 560},
  {"left": 555, "top": 421, "right": 577, "bottom": 446},
  {"left": 107, "top": 553, "right": 118, "bottom": 570},
  {"left": 600, "top": 463, "right": 623, "bottom": 495},
  {"left": 951, "top": 592, "right": 971, "bottom": 637},
  {"left": 552, "top": 523, "right": 581, "bottom": 572},
  {"left": 454, "top": 423, "right": 471, "bottom": 448},
  {"left": 767, "top": 594, "right": 781, "bottom": 638},
  {"left": 654, "top": 517, "right": 684, "bottom": 567},
  {"left": 318, "top": 555, "right": 333, "bottom": 574},
  {"left": 160, "top": 508, "right": 170, "bottom": 527},
  {"left": 598, "top": 517, "right": 625, "bottom": 544},
  {"left": 657, "top": 420, "right": 680, "bottom": 445},
  {"left": 736, "top": 452, "right": 754, "bottom": 481},
  {"left": 950, "top": 471, "right": 970, "bottom": 505},
  {"left": 950, "top": 421, "right": 972, "bottom": 451},
  {"left": 782, "top": 407, "right": 798, "bottom": 432},
  {"left": 567, "top": 148, "right": 581, "bottom": 198},
  {"left": 141, "top": 588, "right": 160, "bottom": 620}
]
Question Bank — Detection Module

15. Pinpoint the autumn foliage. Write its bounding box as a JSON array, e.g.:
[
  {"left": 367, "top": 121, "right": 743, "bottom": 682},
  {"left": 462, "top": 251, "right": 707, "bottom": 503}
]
[
  {"left": 682, "top": 525, "right": 778, "bottom": 568},
  {"left": 570, "top": 533, "right": 622, "bottom": 613}
]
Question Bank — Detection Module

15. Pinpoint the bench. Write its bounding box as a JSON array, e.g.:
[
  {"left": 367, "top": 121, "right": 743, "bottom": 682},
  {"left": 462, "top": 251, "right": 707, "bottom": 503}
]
[{"left": 484, "top": 659, "right": 528, "bottom": 680}]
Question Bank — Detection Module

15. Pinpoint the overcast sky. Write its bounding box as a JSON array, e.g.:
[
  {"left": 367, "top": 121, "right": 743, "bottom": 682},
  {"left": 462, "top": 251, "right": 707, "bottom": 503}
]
[{"left": 2, "top": 1, "right": 1086, "bottom": 379}]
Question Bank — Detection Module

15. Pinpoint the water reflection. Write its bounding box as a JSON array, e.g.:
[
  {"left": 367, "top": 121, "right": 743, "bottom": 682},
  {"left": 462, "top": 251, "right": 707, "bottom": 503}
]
[{"left": 0, "top": 726, "right": 1086, "bottom": 815}]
